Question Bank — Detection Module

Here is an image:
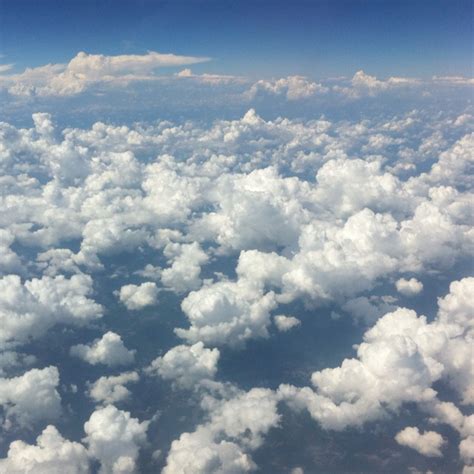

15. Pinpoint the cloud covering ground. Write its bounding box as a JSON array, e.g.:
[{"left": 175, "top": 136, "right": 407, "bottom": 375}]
[{"left": 0, "top": 54, "right": 472, "bottom": 473}]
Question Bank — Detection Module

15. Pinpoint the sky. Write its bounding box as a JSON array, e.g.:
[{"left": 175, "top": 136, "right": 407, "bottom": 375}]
[
  {"left": 0, "top": 0, "right": 472, "bottom": 77},
  {"left": 0, "top": 1, "right": 473, "bottom": 474}
]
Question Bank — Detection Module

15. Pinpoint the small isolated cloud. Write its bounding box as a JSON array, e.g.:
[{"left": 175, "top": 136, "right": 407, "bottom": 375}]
[
  {"left": 147, "top": 342, "right": 220, "bottom": 389},
  {"left": 70, "top": 332, "right": 136, "bottom": 367},
  {"left": 174, "top": 68, "right": 242, "bottom": 84},
  {"left": 274, "top": 315, "right": 301, "bottom": 332},
  {"left": 395, "top": 426, "right": 445, "bottom": 457},
  {"left": 83, "top": 405, "right": 149, "bottom": 474},
  {"left": 161, "top": 242, "right": 209, "bottom": 294},
  {"left": 245, "top": 75, "right": 328, "bottom": 100},
  {"left": 334, "top": 70, "right": 422, "bottom": 98},
  {"left": 396, "top": 277, "right": 423, "bottom": 296},
  {"left": 0, "top": 50, "right": 210, "bottom": 97},
  {"left": 118, "top": 282, "right": 158, "bottom": 310},
  {"left": 87, "top": 371, "right": 139, "bottom": 405}
]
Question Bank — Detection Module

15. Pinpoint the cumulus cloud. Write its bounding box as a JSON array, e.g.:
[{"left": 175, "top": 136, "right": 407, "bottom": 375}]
[
  {"left": 334, "top": 70, "right": 421, "bottom": 98},
  {"left": 163, "top": 386, "right": 279, "bottom": 473},
  {"left": 160, "top": 242, "right": 209, "bottom": 293},
  {"left": 0, "top": 366, "right": 61, "bottom": 427},
  {"left": 278, "top": 278, "right": 474, "bottom": 431},
  {"left": 245, "top": 75, "right": 328, "bottom": 100},
  {"left": 396, "top": 277, "right": 423, "bottom": 296},
  {"left": 176, "top": 280, "right": 277, "bottom": 347},
  {"left": 0, "top": 104, "right": 472, "bottom": 472},
  {"left": 395, "top": 426, "right": 445, "bottom": 457},
  {"left": 83, "top": 405, "right": 149, "bottom": 474},
  {"left": 1, "top": 51, "right": 210, "bottom": 96},
  {"left": 87, "top": 372, "right": 139, "bottom": 405},
  {"left": 0, "top": 274, "right": 102, "bottom": 348},
  {"left": 118, "top": 282, "right": 158, "bottom": 310},
  {"left": 274, "top": 315, "right": 301, "bottom": 332},
  {"left": 147, "top": 342, "right": 220, "bottom": 389},
  {"left": 70, "top": 332, "right": 136, "bottom": 367},
  {"left": 0, "top": 425, "right": 90, "bottom": 474}
]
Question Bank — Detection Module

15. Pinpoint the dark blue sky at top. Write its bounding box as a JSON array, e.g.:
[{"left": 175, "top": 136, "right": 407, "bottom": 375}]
[{"left": 0, "top": 0, "right": 472, "bottom": 79}]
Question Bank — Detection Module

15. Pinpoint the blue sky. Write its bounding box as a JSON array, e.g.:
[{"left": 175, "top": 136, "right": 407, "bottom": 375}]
[
  {"left": 0, "top": 0, "right": 472, "bottom": 78},
  {"left": 0, "top": 2, "right": 473, "bottom": 473}
]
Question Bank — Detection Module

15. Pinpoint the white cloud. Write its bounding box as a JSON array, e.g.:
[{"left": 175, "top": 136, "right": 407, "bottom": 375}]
[
  {"left": 0, "top": 230, "right": 23, "bottom": 275},
  {"left": 335, "top": 70, "right": 422, "bottom": 98},
  {"left": 87, "top": 372, "right": 139, "bottom": 405},
  {"left": 176, "top": 280, "right": 277, "bottom": 347},
  {"left": 396, "top": 278, "right": 424, "bottom": 296},
  {"left": 432, "top": 76, "right": 474, "bottom": 86},
  {"left": 175, "top": 68, "right": 243, "bottom": 84},
  {"left": 0, "top": 425, "right": 90, "bottom": 474},
  {"left": 395, "top": 426, "right": 445, "bottom": 457},
  {"left": 160, "top": 242, "right": 209, "bottom": 293},
  {"left": 147, "top": 342, "right": 220, "bottom": 389},
  {"left": 83, "top": 405, "right": 149, "bottom": 474},
  {"left": 163, "top": 426, "right": 256, "bottom": 474},
  {"left": 278, "top": 278, "right": 474, "bottom": 431},
  {"left": 118, "top": 282, "right": 158, "bottom": 310},
  {"left": 460, "top": 436, "right": 474, "bottom": 464},
  {"left": 1, "top": 51, "right": 210, "bottom": 97},
  {"left": 163, "top": 387, "right": 279, "bottom": 473},
  {"left": 0, "top": 366, "right": 61, "bottom": 427},
  {"left": 274, "top": 315, "right": 301, "bottom": 332},
  {"left": 0, "top": 273, "right": 102, "bottom": 348},
  {"left": 245, "top": 75, "right": 328, "bottom": 100},
  {"left": 70, "top": 332, "right": 136, "bottom": 367}
]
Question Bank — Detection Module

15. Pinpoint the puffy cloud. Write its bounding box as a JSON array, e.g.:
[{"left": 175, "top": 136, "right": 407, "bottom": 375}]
[
  {"left": 87, "top": 372, "right": 139, "bottom": 405},
  {"left": 163, "top": 426, "right": 256, "bottom": 474},
  {"left": 191, "top": 166, "right": 308, "bottom": 253},
  {"left": 460, "top": 436, "right": 474, "bottom": 464},
  {"left": 395, "top": 426, "right": 445, "bottom": 457},
  {"left": 245, "top": 75, "right": 328, "bottom": 100},
  {"left": 0, "top": 366, "right": 61, "bottom": 427},
  {"left": 278, "top": 278, "right": 474, "bottom": 431},
  {"left": 176, "top": 280, "right": 277, "bottom": 347},
  {"left": 1, "top": 51, "right": 210, "bottom": 97},
  {"left": 83, "top": 405, "right": 149, "bottom": 474},
  {"left": 118, "top": 282, "right": 158, "bottom": 310},
  {"left": 160, "top": 242, "right": 209, "bottom": 293},
  {"left": 335, "top": 70, "right": 421, "bottom": 98},
  {"left": 396, "top": 277, "right": 424, "bottom": 296},
  {"left": 163, "top": 387, "right": 279, "bottom": 473},
  {"left": 426, "top": 133, "right": 474, "bottom": 188},
  {"left": 70, "top": 332, "right": 136, "bottom": 367},
  {"left": 274, "top": 315, "right": 301, "bottom": 332},
  {"left": 147, "top": 342, "right": 220, "bottom": 389},
  {"left": 0, "top": 425, "right": 90, "bottom": 474},
  {"left": 0, "top": 273, "right": 102, "bottom": 348}
]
